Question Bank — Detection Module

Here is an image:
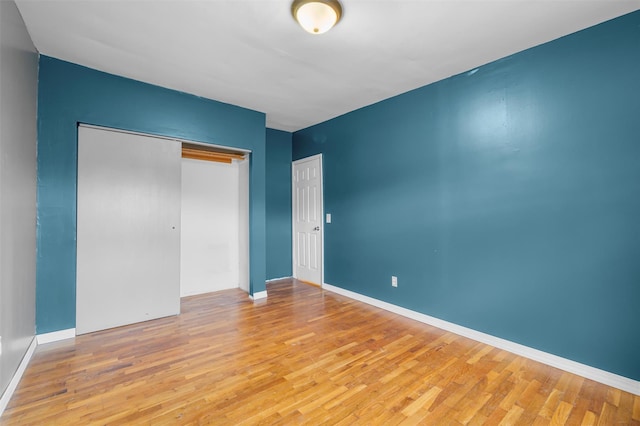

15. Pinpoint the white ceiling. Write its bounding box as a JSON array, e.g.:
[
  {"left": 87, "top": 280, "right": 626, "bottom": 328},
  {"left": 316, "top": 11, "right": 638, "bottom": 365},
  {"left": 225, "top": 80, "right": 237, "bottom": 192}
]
[{"left": 15, "top": 0, "right": 640, "bottom": 132}]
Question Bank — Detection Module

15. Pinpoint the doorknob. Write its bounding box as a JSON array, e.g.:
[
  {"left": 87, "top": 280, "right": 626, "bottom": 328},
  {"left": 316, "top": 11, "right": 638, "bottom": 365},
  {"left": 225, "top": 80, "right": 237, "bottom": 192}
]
[{"left": 313, "top": 226, "right": 320, "bottom": 231}]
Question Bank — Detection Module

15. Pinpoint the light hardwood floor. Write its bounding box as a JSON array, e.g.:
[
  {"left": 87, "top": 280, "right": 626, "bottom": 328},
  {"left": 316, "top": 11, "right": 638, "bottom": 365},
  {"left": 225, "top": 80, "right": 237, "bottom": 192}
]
[{"left": 2, "top": 279, "right": 639, "bottom": 425}]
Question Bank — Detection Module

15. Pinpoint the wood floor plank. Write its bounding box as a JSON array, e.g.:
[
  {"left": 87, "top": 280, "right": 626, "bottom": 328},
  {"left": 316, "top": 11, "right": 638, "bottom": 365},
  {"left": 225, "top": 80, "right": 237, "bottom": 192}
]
[
  {"left": 499, "top": 404, "right": 525, "bottom": 425},
  {"left": 596, "top": 402, "right": 617, "bottom": 426},
  {"left": 401, "top": 386, "right": 442, "bottom": 417},
  {"left": 634, "top": 395, "right": 640, "bottom": 420},
  {"left": 550, "top": 400, "right": 573, "bottom": 425},
  {"left": 581, "top": 410, "right": 598, "bottom": 425},
  {"left": 1, "top": 279, "right": 638, "bottom": 425}
]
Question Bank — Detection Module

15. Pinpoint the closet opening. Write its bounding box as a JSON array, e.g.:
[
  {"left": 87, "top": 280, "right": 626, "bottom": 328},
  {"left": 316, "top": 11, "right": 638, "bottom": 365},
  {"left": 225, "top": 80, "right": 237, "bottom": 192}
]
[{"left": 180, "top": 142, "right": 250, "bottom": 297}]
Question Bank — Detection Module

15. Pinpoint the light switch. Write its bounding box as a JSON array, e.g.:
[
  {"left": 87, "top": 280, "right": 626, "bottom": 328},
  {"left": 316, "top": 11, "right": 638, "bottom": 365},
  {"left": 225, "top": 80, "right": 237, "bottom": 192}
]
[{"left": 326, "top": 213, "right": 332, "bottom": 223}]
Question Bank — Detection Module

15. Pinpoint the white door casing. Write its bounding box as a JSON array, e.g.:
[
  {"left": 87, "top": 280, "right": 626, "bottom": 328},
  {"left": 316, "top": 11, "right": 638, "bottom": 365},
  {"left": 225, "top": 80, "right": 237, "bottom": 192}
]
[
  {"left": 238, "top": 156, "right": 250, "bottom": 293},
  {"left": 292, "top": 155, "right": 323, "bottom": 285},
  {"left": 76, "top": 125, "right": 181, "bottom": 335}
]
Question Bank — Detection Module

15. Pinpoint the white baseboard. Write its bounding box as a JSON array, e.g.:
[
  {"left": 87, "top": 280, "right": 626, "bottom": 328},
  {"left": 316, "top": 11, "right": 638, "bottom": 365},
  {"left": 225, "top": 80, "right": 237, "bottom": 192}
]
[
  {"left": 266, "top": 276, "right": 292, "bottom": 283},
  {"left": 322, "top": 283, "right": 640, "bottom": 396},
  {"left": 37, "top": 328, "right": 76, "bottom": 345},
  {"left": 0, "top": 337, "right": 37, "bottom": 416},
  {"left": 250, "top": 290, "right": 268, "bottom": 301}
]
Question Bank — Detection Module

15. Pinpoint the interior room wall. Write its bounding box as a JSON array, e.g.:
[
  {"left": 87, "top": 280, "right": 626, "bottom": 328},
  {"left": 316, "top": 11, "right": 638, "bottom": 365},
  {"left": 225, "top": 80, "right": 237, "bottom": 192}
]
[
  {"left": 266, "top": 129, "right": 293, "bottom": 280},
  {"left": 292, "top": 11, "right": 640, "bottom": 381},
  {"left": 0, "top": 0, "right": 38, "bottom": 396},
  {"left": 36, "top": 56, "right": 266, "bottom": 334},
  {"left": 181, "top": 157, "right": 242, "bottom": 296}
]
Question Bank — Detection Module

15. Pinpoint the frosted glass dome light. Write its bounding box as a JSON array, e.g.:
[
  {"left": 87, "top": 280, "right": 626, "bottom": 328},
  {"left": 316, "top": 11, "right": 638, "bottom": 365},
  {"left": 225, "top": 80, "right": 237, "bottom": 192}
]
[{"left": 291, "top": 0, "right": 343, "bottom": 35}]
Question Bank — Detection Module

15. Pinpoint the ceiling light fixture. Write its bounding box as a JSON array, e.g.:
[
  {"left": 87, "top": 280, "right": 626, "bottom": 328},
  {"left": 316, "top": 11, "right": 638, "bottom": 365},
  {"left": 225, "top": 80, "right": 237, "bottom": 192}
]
[{"left": 291, "top": 0, "right": 343, "bottom": 35}]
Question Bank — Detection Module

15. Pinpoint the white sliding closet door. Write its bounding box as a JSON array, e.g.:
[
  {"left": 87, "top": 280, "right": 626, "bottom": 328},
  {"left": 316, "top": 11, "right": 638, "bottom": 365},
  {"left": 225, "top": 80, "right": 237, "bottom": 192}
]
[{"left": 76, "top": 125, "right": 181, "bottom": 335}]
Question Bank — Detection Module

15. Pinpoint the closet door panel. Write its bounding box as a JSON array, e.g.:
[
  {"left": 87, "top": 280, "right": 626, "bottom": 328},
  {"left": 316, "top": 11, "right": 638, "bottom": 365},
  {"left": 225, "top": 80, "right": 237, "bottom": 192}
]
[{"left": 76, "top": 126, "right": 181, "bottom": 335}]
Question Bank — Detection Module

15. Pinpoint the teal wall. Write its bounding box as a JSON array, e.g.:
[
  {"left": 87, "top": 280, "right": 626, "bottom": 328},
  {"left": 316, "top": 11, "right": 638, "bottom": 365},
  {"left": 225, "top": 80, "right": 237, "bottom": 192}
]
[
  {"left": 36, "top": 56, "right": 266, "bottom": 334},
  {"left": 293, "top": 11, "right": 640, "bottom": 380},
  {"left": 266, "top": 129, "right": 293, "bottom": 279}
]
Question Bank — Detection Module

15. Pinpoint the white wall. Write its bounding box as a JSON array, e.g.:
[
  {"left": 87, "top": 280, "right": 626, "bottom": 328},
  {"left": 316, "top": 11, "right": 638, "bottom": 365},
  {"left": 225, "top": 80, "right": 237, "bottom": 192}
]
[
  {"left": 0, "top": 0, "right": 38, "bottom": 397},
  {"left": 180, "top": 158, "right": 244, "bottom": 296}
]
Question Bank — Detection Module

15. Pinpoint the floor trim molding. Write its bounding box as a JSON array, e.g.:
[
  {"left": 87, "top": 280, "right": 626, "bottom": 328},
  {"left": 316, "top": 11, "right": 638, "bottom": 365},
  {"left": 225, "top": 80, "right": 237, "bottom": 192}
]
[
  {"left": 266, "top": 276, "right": 292, "bottom": 283},
  {"left": 36, "top": 328, "right": 76, "bottom": 345},
  {"left": 249, "top": 290, "right": 268, "bottom": 301},
  {"left": 322, "top": 282, "right": 640, "bottom": 396},
  {"left": 0, "top": 337, "right": 37, "bottom": 416}
]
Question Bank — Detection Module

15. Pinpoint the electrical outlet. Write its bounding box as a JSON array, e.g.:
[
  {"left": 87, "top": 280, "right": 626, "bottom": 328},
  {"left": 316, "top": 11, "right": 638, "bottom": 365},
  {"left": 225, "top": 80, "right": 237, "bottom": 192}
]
[{"left": 392, "top": 276, "right": 398, "bottom": 287}]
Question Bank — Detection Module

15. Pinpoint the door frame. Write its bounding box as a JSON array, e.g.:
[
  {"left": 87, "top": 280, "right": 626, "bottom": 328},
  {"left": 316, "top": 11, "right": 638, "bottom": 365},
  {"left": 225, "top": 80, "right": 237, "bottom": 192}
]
[{"left": 291, "top": 154, "right": 324, "bottom": 287}]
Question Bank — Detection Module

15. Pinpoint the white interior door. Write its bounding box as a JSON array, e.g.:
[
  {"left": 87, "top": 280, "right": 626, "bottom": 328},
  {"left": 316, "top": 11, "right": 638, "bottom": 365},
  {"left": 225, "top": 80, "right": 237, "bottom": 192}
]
[
  {"left": 292, "top": 155, "right": 323, "bottom": 285},
  {"left": 76, "top": 125, "right": 181, "bottom": 335}
]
